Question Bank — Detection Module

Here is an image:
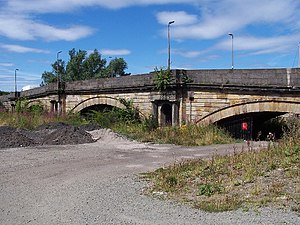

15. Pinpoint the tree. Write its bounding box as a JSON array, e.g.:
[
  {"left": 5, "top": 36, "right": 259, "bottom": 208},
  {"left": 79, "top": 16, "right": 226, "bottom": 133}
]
[
  {"left": 106, "top": 58, "right": 129, "bottom": 77},
  {"left": 66, "top": 48, "right": 86, "bottom": 81},
  {"left": 41, "top": 48, "right": 129, "bottom": 85},
  {"left": 41, "top": 59, "right": 66, "bottom": 86},
  {"left": 82, "top": 49, "right": 107, "bottom": 79}
]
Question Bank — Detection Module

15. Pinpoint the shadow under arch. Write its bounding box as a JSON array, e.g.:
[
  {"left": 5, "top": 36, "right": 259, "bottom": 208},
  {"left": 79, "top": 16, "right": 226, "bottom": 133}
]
[
  {"left": 196, "top": 100, "right": 300, "bottom": 140},
  {"left": 25, "top": 100, "right": 43, "bottom": 108},
  {"left": 196, "top": 100, "right": 300, "bottom": 125},
  {"left": 70, "top": 96, "right": 126, "bottom": 114},
  {"left": 160, "top": 103, "right": 172, "bottom": 126}
]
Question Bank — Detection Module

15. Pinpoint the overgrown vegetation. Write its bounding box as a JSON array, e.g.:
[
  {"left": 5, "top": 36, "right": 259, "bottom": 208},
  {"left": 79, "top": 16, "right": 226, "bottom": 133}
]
[
  {"left": 153, "top": 67, "right": 172, "bottom": 91},
  {"left": 115, "top": 124, "right": 234, "bottom": 146},
  {"left": 0, "top": 98, "right": 86, "bottom": 129},
  {"left": 87, "top": 99, "right": 140, "bottom": 128},
  {"left": 143, "top": 116, "right": 300, "bottom": 213}
]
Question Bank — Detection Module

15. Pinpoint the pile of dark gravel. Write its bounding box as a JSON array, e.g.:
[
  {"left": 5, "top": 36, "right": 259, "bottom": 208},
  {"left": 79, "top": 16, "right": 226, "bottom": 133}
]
[
  {"left": 0, "top": 126, "right": 38, "bottom": 149},
  {"left": 0, "top": 123, "right": 97, "bottom": 149},
  {"left": 43, "top": 125, "right": 95, "bottom": 145}
]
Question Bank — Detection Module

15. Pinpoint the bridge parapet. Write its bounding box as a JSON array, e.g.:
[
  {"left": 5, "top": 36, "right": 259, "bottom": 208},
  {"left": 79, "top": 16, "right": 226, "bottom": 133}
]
[
  {"left": 20, "top": 83, "right": 57, "bottom": 98},
  {"left": 64, "top": 73, "right": 153, "bottom": 93},
  {"left": 185, "top": 68, "right": 300, "bottom": 87}
]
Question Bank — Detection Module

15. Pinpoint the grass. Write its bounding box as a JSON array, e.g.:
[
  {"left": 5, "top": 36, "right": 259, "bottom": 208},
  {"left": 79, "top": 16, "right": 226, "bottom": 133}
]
[
  {"left": 143, "top": 117, "right": 300, "bottom": 213},
  {"left": 0, "top": 110, "right": 87, "bottom": 129},
  {"left": 112, "top": 123, "right": 234, "bottom": 146}
]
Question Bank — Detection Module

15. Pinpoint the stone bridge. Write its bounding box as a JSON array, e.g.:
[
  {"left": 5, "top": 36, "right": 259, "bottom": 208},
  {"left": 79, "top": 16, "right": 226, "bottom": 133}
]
[{"left": 1, "top": 68, "right": 300, "bottom": 139}]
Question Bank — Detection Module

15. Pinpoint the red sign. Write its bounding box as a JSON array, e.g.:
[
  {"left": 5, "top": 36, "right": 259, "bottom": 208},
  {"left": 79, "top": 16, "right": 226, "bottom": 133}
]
[{"left": 242, "top": 122, "right": 248, "bottom": 130}]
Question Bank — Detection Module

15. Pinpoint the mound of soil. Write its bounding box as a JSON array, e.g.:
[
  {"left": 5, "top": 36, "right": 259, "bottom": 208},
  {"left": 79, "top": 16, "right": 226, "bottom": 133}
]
[
  {"left": 0, "top": 126, "right": 38, "bottom": 148},
  {"left": 43, "top": 126, "right": 95, "bottom": 145},
  {"left": 0, "top": 123, "right": 97, "bottom": 149}
]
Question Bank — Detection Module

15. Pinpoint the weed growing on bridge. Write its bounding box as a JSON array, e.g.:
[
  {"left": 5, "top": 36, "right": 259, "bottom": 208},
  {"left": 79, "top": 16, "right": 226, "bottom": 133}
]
[
  {"left": 143, "top": 116, "right": 300, "bottom": 213},
  {"left": 153, "top": 67, "right": 172, "bottom": 91}
]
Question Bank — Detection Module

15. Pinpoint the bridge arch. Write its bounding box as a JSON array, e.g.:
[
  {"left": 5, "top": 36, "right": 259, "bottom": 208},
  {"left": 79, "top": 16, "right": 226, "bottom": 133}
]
[
  {"left": 25, "top": 100, "right": 43, "bottom": 107},
  {"left": 196, "top": 100, "right": 300, "bottom": 125},
  {"left": 70, "top": 96, "right": 126, "bottom": 113}
]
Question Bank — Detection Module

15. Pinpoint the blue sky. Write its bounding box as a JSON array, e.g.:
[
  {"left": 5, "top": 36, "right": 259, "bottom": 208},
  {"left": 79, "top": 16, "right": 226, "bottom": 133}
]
[{"left": 1, "top": 0, "right": 300, "bottom": 92}]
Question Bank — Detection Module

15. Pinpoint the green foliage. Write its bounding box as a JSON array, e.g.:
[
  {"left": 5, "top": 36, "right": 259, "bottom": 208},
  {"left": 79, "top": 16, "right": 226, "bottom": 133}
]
[
  {"left": 82, "top": 49, "right": 106, "bottom": 79},
  {"left": 88, "top": 98, "right": 140, "bottom": 128},
  {"left": 66, "top": 48, "right": 87, "bottom": 81},
  {"left": 41, "top": 48, "right": 128, "bottom": 85},
  {"left": 198, "top": 183, "right": 223, "bottom": 197},
  {"left": 180, "top": 70, "right": 193, "bottom": 84},
  {"left": 118, "top": 98, "right": 140, "bottom": 123},
  {"left": 15, "top": 98, "right": 28, "bottom": 113},
  {"left": 153, "top": 67, "right": 172, "bottom": 90},
  {"left": 142, "top": 115, "right": 158, "bottom": 131},
  {"left": 165, "top": 176, "right": 178, "bottom": 188},
  {"left": 41, "top": 59, "right": 66, "bottom": 86},
  {"left": 0, "top": 107, "right": 86, "bottom": 130},
  {"left": 111, "top": 123, "right": 233, "bottom": 146},
  {"left": 105, "top": 58, "right": 129, "bottom": 77}
]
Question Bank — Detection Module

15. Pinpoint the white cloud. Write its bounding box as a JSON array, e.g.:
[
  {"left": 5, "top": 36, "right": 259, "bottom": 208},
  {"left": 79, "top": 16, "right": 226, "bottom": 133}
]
[
  {"left": 101, "top": 49, "right": 131, "bottom": 56},
  {"left": 0, "top": 44, "right": 50, "bottom": 53},
  {"left": 1, "top": 0, "right": 300, "bottom": 59},
  {"left": 215, "top": 34, "right": 300, "bottom": 54},
  {"left": 5, "top": 0, "right": 198, "bottom": 12},
  {"left": 156, "top": 11, "right": 198, "bottom": 26},
  {"left": 172, "top": 49, "right": 203, "bottom": 58},
  {"left": 0, "top": 14, "right": 94, "bottom": 41},
  {"left": 157, "top": 0, "right": 299, "bottom": 40},
  {"left": 0, "top": 63, "right": 14, "bottom": 67}
]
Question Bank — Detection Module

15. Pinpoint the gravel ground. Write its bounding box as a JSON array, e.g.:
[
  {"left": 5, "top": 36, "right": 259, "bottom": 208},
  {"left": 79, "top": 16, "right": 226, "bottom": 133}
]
[{"left": 0, "top": 128, "right": 299, "bottom": 225}]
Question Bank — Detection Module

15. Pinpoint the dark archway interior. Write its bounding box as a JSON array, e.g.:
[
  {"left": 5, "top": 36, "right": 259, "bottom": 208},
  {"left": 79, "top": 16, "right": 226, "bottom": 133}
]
[
  {"left": 161, "top": 104, "right": 172, "bottom": 126},
  {"left": 80, "top": 104, "right": 114, "bottom": 117},
  {"left": 216, "top": 111, "right": 286, "bottom": 140}
]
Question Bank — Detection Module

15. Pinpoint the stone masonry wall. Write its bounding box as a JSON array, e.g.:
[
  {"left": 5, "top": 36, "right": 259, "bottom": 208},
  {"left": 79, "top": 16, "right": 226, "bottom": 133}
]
[{"left": 184, "top": 68, "right": 300, "bottom": 87}]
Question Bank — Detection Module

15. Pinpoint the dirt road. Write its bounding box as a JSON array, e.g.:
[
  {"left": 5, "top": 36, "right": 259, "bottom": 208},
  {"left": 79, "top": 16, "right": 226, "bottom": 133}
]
[{"left": 0, "top": 132, "right": 299, "bottom": 225}]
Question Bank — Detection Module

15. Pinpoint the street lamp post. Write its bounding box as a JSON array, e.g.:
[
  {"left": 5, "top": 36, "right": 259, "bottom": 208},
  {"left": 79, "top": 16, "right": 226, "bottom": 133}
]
[
  {"left": 168, "top": 20, "right": 175, "bottom": 71},
  {"left": 228, "top": 33, "right": 234, "bottom": 69},
  {"left": 14, "top": 68, "right": 19, "bottom": 99},
  {"left": 56, "top": 50, "right": 62, "bottom": 115}
]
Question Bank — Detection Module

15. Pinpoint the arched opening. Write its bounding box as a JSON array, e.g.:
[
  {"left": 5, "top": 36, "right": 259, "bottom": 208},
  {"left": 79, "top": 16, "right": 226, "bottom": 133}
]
[
  {"left": 161, "top": 103, "right": 172, "bottom": 126},
  {"left": 70, "top": 96, "right": 126, "bottom": 114},
  {"left": 80, "top": 104, "right": 114, "bottom": 117},
  {"left": 216, "top": 112, "right": 286, "bottom": 140},
  {"left": 196, "top": 100, "right": 300, "bottom": 140}
]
